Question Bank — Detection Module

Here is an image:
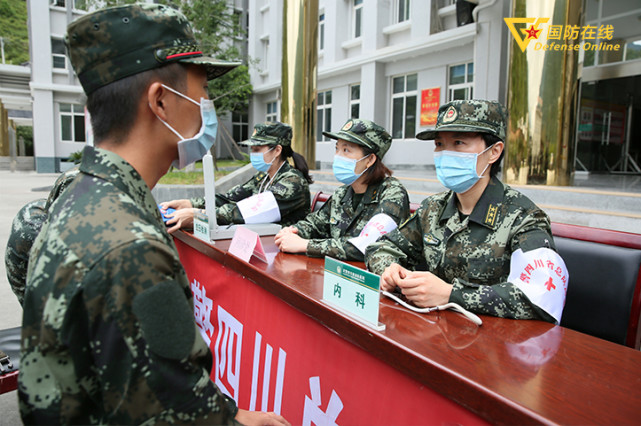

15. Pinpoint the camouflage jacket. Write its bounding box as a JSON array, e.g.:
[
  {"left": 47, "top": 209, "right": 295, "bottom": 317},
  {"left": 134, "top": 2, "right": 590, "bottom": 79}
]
[
  {"left": 365, "top": 177, "right": 556, "bottom": 322},
  {"left": 294, "top": 177, "right": 410, "bottom": 261},
  {"left": 191, "top": 162, "right": 310, "bottom": 226},
  {"left": 20, "top": 146, "right": 237, "bottom": 424},
  {"left": 5, "top": 168, "right": 79, "bottom": 306}
]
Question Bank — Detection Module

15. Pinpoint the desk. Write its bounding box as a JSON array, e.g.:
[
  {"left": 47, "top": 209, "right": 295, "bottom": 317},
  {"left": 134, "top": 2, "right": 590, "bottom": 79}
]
[{"left": 174, "top": 230, "right": 641, "bottom": 425}]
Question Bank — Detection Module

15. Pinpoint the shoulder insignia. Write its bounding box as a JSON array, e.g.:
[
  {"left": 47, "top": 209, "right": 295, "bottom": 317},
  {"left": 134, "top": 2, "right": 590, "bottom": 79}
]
[{"left": 484, "top": 204, "right": 498, "bottom": 227}]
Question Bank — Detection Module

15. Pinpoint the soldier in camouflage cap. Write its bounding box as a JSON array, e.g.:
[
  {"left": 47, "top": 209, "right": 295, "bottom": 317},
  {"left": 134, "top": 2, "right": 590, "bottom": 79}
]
[
  {"left": 65, "top": 3, "right": 238, "bottom": 94},
  {"left": 20, "top": 4, "right": 289, "bottom": 425},
  {"left": 415, "top": 99, "right": 507, "bottom": 141},
  {"left": 161, "top": 121, "right": 312, "bottom": 229},
  {"left": 275, "top": 118, "right": 410, "bottom": 262},
  {"left": 323, "top": 118, "right": 392, "bottom": 158},
  {"left": 244, "top": 121, "right": 293, "bottom": 147},
  {"left": 365, "top": 99, "right": 568, "bottom": 325}
]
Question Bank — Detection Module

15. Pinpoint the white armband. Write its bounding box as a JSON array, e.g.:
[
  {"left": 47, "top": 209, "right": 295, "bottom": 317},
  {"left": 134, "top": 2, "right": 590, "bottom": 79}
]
[
  {"left": 348, "top": 213, "right": 398, "bottom": 254},
  {"left": 237, "top": 191, "right": 281, "bottom": 224},
  {"left": 507, "top": 247, "right": 569, "bottom": 323}
]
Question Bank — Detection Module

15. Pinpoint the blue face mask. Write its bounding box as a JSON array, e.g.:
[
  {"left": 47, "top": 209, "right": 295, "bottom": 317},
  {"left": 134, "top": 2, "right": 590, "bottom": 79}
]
[
  {"left": 434, "top": 144, "right": 493, "bottom": 193},
  {"left": 250, "top": 147, "right": 275, "bottom": 173},
  {"left": 153, "top": 84, "right": 219, "bottom": 170},
  {"left": 333, "top": 154, "right": 370, "bottom": 185}
]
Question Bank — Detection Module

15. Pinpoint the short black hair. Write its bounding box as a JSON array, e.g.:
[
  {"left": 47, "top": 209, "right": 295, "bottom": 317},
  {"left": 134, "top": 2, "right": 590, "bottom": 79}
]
[
  {"left": 481, "top": 133, "right": 504, "bottom": 178},
  {"left": 86, "top": 63, "right": 188, "bottom": 144}
]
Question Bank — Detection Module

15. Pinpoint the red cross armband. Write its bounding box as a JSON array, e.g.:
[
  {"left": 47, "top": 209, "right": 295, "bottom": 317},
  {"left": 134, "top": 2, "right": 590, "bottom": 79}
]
[{"left": 507, "top": 247, "right": 569, "bottom": 324}]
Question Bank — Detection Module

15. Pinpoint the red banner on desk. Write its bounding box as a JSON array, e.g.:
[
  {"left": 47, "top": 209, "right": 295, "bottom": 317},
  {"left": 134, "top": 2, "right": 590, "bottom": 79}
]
[
  {"left": 420, "top": 87, "right": 440, "bottom": 126},
  {"left": 176, "top": 239, "right": 485, "bottom": 425}
]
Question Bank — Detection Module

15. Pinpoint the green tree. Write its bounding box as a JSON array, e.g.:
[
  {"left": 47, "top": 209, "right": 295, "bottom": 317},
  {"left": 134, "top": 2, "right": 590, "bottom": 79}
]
[{"left": 0, "top": 0, "right": 29, "bottom": 65}]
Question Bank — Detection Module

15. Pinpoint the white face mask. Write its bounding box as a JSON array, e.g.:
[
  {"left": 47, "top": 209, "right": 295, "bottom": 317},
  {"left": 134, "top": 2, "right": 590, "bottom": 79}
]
[{"left": 152, "top": 84, "right": 218, "bottom": 169}]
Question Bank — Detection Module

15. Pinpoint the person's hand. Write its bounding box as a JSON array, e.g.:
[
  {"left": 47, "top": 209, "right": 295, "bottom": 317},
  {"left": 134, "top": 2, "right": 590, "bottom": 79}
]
[
  {"left": 396, "top": 270, "right": 453, "bottom": 308},
  {"left": 160, "top": 199, "right": 193, "bottom": 211},
  {"left": 275, "top": 226, "right": 297, "bottom": 238},
  {"left": 166, "top": 208, "right": 197, "bottom": 233},
  {"left": 235, "top": 409, "right": 291, "bottom": 426},
  {"left": 274, "top": 227, "right": 309, "bottom": 253},
  {"left": 380, "top": 263, "right": 409, "bottom": 292}
]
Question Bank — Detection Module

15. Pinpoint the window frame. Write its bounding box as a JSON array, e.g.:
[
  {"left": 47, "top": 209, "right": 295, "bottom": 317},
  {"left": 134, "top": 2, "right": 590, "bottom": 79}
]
[
  {"left": 317, "top": 90, "right": 333, "bottom": 142},
  {"left": 396, "top": 0, "right": 411, "bottom": 23},
  {"left": 59, "top": 103, "right": 86, "bottom": 143},
  {"left": 51, "top": 37, "right": 67, "bottom": 70},
  {"left": 349, "top": 83, "right": 361, "bottom": 119},
  {"left": 352, "top": 0, "right": 363, "bottom": 39},
  {"left": 390, "top": 74, "right": 418, "bottom": 140},
  {"left": 447, "top": 62, "right": 474, "bottom": 101},
  {"left": 266, "top": 101, "right": 279, "bottom": 122}
]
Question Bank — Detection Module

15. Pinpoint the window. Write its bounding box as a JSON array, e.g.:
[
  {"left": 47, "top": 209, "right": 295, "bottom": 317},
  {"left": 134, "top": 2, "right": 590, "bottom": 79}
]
[
  {"left": 317, "top": 90, "right": 332, "bottom": 141},
  {"left": 352, "top": 0, "right": 363, "bottom": 39},
  {"left": 266, "top": 101, "right": 278, "bottom": 122},
  {"left": 319, "top": 12, "right": 325, "bottom": 51},
  {"left": 52, "top": 38, "right": 66, "bottom": 69},
  {"left": 261, "top": 39, "right": 269, "bottom": 74},
  {"left": 397, "top": 0, "right": 410, "bottom": 23},
  {"left": 448, "top": 62, "right": 474, "bottom": 100},
  {"left": 50, "top": 0, "right": 65, "bottom": 6},
  {"left": 60, "top": 103, "right": 86, "bottom": 143},
  {"left": 232, "top": 111, "right": 249, "bottom": 143},
  {"left": 391, "top": 74, "right": 417, "bottom": 139},
  {"left": 350, "top": 84, "right": 360, "bottom": 119}
]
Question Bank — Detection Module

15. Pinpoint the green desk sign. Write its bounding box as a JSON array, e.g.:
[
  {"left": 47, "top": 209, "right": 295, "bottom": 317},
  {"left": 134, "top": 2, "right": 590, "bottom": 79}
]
[
  {"left": 193, "top": 211, "right": 211, "bottom": 243},
  {"left": 323, "top": 257, "right": 385, "bottom": 331}
]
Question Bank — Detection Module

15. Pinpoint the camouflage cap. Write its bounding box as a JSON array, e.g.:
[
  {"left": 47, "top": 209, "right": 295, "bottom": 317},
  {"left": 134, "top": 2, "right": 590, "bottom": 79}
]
[
  {"left": 65, "top": 4, "right": 239, "bottom": 95},
  {"left": 323, "top": 119, "right": 392, "bottom": 158},
  {"left": 243, "top": 122, "right": 293, "bottom": 147},
  {"left": 416, "top": 99, "right": 507, "bottom": 141}
]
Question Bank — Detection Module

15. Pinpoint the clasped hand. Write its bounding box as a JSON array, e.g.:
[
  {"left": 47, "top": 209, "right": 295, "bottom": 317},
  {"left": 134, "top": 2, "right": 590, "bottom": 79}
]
[
  {"left": 381, "top": 263, "right": 453, "bottom": 308},
  {"left": 274, "top": 226, "right": 309, "bottom": 254}
]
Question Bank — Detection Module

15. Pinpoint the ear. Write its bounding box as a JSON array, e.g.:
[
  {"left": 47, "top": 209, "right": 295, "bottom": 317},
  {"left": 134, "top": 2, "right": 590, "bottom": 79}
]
[
  {"left": 488, "top": 141, "right": 504, "bottom": 165},
  {"left": 366, "top": 153, "right": 377, "bottom": 168},
  {"left": 273, "top": 144, "right": 283, "bottom": 157},
  {"left": 147, "top": 82, "right": 170, "bottom": 122}
]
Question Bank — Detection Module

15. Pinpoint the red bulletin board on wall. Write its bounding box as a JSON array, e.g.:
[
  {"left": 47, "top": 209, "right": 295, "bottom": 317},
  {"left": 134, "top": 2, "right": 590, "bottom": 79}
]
[
  {"left": 175, "top": 239, "right": 485, "bottom": 426},
  {"left": 420, "top": 87, "right": 441, "bottom": 126}
]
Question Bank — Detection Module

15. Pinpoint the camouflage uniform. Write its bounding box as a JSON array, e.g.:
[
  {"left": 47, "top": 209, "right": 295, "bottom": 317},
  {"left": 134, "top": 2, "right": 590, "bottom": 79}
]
[
  {"left": 20, "top": 4, "right": 239, "bottom": 424},
  {"left": 366, "top": 177, "right": 556, "bottom": 322},
  {"left": 366, "top": 100, "right": 557, "bottom": 323},
  {"left": 20, "top": 146, "right": 237, "bottom": 424},
  {"left": 191, "top": 122, "right": 311, "bottom": 226},
  {"left": 5, "top": 168, "right": 79, "bottom": 305},
  {"left": 295, "top": 178, "right": 409, "bottom": 261},
  {"left": 293, "top": 118, "right": 410, "bottom": 261}
]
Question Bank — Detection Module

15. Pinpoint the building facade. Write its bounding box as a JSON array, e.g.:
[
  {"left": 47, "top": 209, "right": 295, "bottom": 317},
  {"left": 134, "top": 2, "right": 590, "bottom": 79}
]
[
  {"left": 28, "top": 0, "right": 87, "bottom": 173},
  {"left": 248, "top": 0, "right": 641, "bottom": 172}
]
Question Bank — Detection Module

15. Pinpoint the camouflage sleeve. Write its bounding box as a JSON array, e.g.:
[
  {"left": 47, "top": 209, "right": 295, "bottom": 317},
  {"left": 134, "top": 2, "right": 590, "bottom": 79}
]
[
  {"left": 5, "top": 199, "right": 47, "bottom": 306},
  {"left": 292, "top": 195, "right": 333, "bottom": 240},
  {"left": 190, "top": 174, "right": 261, "bottom": 210},
  {"left": 449, "top": 208, "right": 556, "bottom": 323},
  {"left": 84, "top": 240, "right": 237, "bottom": 423},
  {"left": 365, "top": 207, "right": 427, "bottom": 275},
  {"left": 306, "top": 182, "right": 411, "bottom": 262},
  {"left": 269, "top": 172, "right": 310, "bottom": 225}
]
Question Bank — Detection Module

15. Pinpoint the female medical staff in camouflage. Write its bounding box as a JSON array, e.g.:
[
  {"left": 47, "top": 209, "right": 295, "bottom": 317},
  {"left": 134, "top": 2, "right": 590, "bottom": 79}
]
[
  {"left": 365, "top": 100, "right": 567, "bottom": 324},
  {"left": 161, "top": 121, "right": 312, "bottom": 230},
  {"left": 275, "top": 118, "right": 410, "bottom": 261}
]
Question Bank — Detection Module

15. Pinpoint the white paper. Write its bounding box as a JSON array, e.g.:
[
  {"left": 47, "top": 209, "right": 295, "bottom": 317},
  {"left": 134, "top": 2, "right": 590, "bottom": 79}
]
[
  {"left": 348, "top": 213, "right": 397, "bottom": 254},
  {"left": 237, "top": 191, "right": 281, "bottom": 224}
]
